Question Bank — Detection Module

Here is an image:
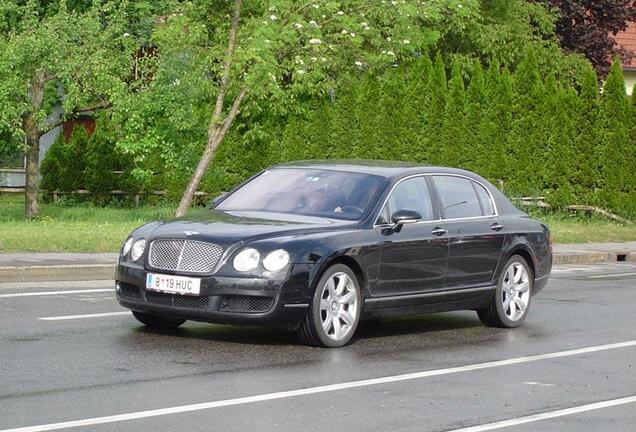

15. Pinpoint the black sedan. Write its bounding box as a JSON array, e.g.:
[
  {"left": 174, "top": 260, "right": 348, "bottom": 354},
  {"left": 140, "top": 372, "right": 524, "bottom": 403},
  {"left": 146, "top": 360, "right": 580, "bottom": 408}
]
[{"left": 116, "top": 161, "right": 552, "bottom": 347}]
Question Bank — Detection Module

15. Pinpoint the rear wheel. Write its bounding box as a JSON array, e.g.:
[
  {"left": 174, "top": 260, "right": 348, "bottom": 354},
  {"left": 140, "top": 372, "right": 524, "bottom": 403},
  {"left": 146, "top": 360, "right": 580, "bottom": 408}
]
[
  {"left": 296, "top": 264, "right": 362, "bottom": 347},
  {"left": 477, "top": 255, "right": 532, "bottom": 328},
  {"left": 132, "top": 310, "right": 186, "bottom": 329}
]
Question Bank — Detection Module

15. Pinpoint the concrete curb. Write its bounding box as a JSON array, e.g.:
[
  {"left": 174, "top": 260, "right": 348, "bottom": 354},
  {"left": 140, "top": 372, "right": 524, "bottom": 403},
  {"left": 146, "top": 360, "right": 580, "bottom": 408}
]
[
  {"left": 553, "top": 252, "right": 633, "bottom": 265},
  {"left": 0, "top": 264, "right": 115, "bottom": 283}
]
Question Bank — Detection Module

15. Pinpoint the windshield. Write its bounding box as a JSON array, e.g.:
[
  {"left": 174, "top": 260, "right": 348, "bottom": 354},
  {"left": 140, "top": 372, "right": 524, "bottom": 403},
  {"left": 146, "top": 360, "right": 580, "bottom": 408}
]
[{"left": 216, "top": 168, "right": 385, "bottom": 220}]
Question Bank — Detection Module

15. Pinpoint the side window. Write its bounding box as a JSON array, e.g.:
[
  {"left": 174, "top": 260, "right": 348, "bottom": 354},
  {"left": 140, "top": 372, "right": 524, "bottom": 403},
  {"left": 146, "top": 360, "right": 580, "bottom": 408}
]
[
  {"left": 473, "top": 182, "right": 495, "bottom": 216},
  {"left": 432, "top": 176, "right": 483, "bottom": 219},
  {"left": 376, "top": 177, "right": 435, "bottom": 224}
]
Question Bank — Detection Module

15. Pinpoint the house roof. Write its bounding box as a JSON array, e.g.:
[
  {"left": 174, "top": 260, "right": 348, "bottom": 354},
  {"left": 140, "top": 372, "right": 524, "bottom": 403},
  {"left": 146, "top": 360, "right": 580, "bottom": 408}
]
[{"left": 616, "top": 21, "right": 636, "bottom": 70}]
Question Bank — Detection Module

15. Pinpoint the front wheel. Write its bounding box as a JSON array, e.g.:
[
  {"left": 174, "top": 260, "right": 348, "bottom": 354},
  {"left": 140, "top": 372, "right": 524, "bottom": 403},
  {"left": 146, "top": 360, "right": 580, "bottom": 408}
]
[
  {"left": 132, "top": 310, "right": 186, "bottom": 329},
  {"left": 296, "top": 264, "right": 362, "bottom": 347},
  {"left": 477, "top": 255, "right": 532, "bottom": 328}
]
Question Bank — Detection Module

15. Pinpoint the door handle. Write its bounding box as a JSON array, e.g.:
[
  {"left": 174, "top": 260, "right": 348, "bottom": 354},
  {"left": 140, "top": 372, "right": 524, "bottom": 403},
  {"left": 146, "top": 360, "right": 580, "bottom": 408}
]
[
  {"left": 431, "top": 227, "right": 447, "bottom": 236},
  {"left": 490, "top": 223, "right": 503, "bottom": 232}
]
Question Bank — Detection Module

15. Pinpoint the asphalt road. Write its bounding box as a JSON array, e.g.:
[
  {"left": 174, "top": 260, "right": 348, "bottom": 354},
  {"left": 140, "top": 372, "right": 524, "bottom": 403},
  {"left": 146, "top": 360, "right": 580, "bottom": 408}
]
[{"left": 0, "top": 263, "right": 635, "bottom": 432}]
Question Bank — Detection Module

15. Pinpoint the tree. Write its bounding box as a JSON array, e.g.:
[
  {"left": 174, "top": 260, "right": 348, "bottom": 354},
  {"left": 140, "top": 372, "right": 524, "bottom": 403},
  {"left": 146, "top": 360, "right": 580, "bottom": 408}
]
[
  {"left": 113, "top": 0, "right": 480, "bottom": 217},
  {"left": 0, "top": 1, "right": 136, "bottom": 217},
  {"left": 530, "top": 0, "right": 636, "bottom": 76}
]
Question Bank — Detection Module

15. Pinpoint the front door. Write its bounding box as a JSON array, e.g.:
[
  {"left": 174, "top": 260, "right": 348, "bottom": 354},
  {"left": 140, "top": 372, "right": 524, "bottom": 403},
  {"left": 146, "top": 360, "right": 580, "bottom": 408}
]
[{"left": 374, "top": 176, "right": 448, "bottom": 296}]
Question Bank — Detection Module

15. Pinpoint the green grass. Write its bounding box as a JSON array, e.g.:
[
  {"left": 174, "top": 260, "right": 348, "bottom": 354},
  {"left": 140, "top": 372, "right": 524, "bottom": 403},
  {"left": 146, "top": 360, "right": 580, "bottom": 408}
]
[
  {"left": 0, "top": 194, "right": 207, "bottom": 252},
  {"left": 0, "top": 194, "right": 635, "bottom": 252}
]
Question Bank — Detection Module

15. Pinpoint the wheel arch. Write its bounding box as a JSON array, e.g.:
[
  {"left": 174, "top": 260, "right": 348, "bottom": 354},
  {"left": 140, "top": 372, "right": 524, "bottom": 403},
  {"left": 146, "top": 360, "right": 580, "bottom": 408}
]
[
  {"left": 310, "top": 254, "right": 367, "bottom": 299},
  {"left": 504, "top": 244, "right": 536, "bottom": 281}
]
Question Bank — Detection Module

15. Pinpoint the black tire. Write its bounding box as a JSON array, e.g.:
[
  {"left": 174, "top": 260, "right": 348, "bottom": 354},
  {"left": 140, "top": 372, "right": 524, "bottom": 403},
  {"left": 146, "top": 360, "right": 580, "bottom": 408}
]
[
  {"left": 296, "top": 264, "right": 362, "bottom": 348},
  {"left": 477, "top": 255, "right": 533, "bottom": 328},
  {"left": 132, "top": 310, "right": 186, "bottom": 329}
]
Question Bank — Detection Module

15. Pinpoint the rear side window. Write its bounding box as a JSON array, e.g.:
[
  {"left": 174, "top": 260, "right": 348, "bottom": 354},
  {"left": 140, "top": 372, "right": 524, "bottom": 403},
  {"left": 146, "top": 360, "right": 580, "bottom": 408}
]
[
  {"left": 377, "top": 177, "right": 435, "bottom": 224},
  {"left": 432, "top": 176, "right": 483, "bottom": 219},
  {"left": 473, "top": 182, "right": 495, "bottom": 216}
]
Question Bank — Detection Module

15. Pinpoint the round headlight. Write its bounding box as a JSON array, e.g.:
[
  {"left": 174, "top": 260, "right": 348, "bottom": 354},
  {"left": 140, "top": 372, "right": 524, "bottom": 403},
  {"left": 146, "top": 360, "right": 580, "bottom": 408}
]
[
  {"left": 121, "top": 237, "right": 134, "bottom": 257},
  {"left": 130, "top": 239, "right": 146, "bottom": 261},
  {"left": 262, "top": 249, "right": 290, "bottom": 272},
  {"left": 233, "top": 248, "right": 260, "bottom": 272}
]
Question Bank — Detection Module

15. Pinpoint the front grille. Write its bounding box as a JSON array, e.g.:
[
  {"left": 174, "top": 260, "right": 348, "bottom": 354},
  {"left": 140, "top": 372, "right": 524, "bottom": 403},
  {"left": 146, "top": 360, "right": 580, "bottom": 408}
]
[
  {"left": 145, "top": 291, "right": 209, "bottom": 310},
  {"left": 149, "top": 239, "right": 224, "bottom": 273},
  {"left": 220, "top": 295, "right": 273, "bottom": 313}
]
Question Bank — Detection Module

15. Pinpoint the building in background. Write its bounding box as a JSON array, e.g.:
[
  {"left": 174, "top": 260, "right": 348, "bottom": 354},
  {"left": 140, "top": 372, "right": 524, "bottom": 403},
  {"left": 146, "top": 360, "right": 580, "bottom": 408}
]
[{"left": 616, "top": 21, "right": 636, "bottom": 96}]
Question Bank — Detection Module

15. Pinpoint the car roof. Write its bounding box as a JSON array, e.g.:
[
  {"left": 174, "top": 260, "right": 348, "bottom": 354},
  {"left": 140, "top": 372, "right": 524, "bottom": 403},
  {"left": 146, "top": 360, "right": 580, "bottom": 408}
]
[{"left": 273, "top": 160, "right": 478, "bottom": 180}]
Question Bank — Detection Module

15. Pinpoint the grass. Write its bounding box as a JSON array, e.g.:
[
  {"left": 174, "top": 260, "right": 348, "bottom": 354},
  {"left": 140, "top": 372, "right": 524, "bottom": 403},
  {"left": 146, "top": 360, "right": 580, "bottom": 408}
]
[
  {"left": 0, "top": 194, "right": 207, "bottom": 253},
  {"left": 0, "top": 194, "right": 635, "bottom": 252}
]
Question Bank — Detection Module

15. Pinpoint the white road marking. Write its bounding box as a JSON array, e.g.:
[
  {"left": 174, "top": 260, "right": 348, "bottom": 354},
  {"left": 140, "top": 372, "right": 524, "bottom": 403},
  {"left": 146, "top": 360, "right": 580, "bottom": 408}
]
[
  {"left": 38, "top": 311, "right": 130, "bottom": 321},
  {"left": 587, "top": 272, "right": 636, "bottom": 279},
  {"left": 2, "top": 339, "right": 636, "bottom": 432},
  {"left": 0, "top": 289, "right": 113, "bottom": 298},
  {"left": 523, "top": 381, "right": 554, "bottom": 387},
  {"left": 0, "top": 280, "right": 113, "bottom": 291},
  {"left": 445, "top": 395, "right": 636, "bottom": 432}
]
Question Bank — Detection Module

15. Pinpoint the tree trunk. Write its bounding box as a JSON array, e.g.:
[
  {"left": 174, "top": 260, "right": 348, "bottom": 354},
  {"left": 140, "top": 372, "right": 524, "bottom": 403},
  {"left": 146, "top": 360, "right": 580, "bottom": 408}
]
[
  {"left": 175, "top": 89, "right": 247, "bottom": 218},
  {"left": 23, "top": 72, "right": 46, "bottom": 219},
  {"left": 23, "top": 113, "right": 41, "bottom": 219}
]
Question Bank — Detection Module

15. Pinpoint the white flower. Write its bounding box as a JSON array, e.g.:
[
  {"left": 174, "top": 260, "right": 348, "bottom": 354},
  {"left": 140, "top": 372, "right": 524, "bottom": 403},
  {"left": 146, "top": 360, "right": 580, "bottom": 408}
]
[
  {"left": 297, "top": 69, "right": 306, "bottom": 75},
  {"left": 386, "top": 50, "right": 395, "bottom": 56},
  {"left": 387, "top": 36, "right": 392, "bottom": 41},
  {"left": 391, "top": 0, "right": 398, "bottom": 5},
  {"left": 361, "top": 22, "right": 368, "bottom": 27},
  {"left": 337, "top": 10, "right": 344, "bottom": 15},
  {"left": 341, "top": 29, "right": 348, "bottom": 34},
  {"left": 311, "top": 57, "right": 317, "bottom": 62},
  {"left": 309, "top": 38, "right": 322, "bottom": 44},
  {"left": 313, "top": 4, "right": 319, "bottom": 8},
  {"left": 269, "top": 14, "right": 277, "bottom": 20},
  {"left": 294, "top": 23, "right": 303, "bottom": 29},
  {"left": 295, "top": 56, "right": 305, "bottom": 65},
  {"left": 351, "top": 32, "right": 356, "bottom": 37},
  {"left": 123, "top": 32, "right": 130, "bottom": 37},
  {"left": 458, "top": 4, "right": 463, "bottom": 8},
  {"left": 171, "top": 78, "right": 180, "bottom": 85},
  {"left": 321, "top": 57, "right": 327, "bottom": 62},
  {"left": 402, "top": 39, "right": 410, "bottom": 44},
  {"left": 355, "top": 61, "right": 363, "bottom": 66},
  {"left": 309, "top": 20, "right": 317, "bottom": 26}
]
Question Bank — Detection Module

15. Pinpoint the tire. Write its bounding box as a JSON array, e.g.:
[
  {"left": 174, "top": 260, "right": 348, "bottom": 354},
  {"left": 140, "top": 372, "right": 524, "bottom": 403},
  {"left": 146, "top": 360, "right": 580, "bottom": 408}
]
[
  {"left": 296, "top": 264, "right": 362, "bottom": 347},
  {"left": 477, "top": 255, "right": 533, "bottom": 328},
  {"left": 132, "top": 310, "right": 186, "bottom": 329}
]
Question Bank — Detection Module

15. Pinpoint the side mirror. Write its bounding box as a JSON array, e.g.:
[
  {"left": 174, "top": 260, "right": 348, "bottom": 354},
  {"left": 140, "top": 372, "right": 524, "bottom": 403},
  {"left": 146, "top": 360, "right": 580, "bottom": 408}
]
[
  {"left": 389, "top": 209, "right": 422, "bottom": 232},
  {"left": 210, "top": 192, "right": 228, "bottom": 208}
]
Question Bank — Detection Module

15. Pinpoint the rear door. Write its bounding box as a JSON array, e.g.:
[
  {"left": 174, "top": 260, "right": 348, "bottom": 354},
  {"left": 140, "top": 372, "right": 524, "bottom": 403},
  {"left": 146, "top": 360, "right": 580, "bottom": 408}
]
[
  {"left": 374, "top": 176, "right": 448, "bottom": 296},
  {"left": 430, "top": 175, "right": 504, "bottom": 289}
]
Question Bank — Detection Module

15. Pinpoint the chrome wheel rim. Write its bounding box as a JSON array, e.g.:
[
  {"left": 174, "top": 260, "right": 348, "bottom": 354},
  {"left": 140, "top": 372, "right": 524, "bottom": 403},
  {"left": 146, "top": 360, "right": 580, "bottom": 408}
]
[
  {"left": 319, "top": 272, "right": 359, "bottom": 341},
  {"left": 501, "top": 262, "right": 530, "bottom": 321}
]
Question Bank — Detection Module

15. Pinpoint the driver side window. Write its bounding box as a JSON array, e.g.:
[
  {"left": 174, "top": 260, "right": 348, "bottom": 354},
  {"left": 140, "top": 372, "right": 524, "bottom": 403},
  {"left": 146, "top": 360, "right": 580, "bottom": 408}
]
[{"left": 376, "top": 177, "right": 435, "bottom": 224}]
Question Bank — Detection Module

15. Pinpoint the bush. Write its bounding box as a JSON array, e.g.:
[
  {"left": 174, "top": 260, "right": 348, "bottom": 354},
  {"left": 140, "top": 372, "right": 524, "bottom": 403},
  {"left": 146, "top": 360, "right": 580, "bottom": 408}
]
[{"left": 40, "top": 125, "right": 88, "bottom": 193}]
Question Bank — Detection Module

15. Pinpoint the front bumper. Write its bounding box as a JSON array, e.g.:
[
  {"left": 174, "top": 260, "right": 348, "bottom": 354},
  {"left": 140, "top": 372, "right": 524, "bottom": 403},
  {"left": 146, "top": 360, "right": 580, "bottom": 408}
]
[{"left": 115, "top": 262, "right": 313, "bottom": 328}]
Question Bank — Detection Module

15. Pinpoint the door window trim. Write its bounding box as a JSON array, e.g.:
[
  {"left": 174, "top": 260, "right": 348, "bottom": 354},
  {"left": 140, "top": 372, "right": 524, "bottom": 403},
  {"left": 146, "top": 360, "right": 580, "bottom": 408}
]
[{"left": 373, "top": 173, "right": 499, "bottom": 227}]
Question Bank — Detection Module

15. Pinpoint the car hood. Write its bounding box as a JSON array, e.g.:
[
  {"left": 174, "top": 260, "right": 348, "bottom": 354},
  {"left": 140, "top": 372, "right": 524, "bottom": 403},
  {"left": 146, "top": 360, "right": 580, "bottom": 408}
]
[{"left": 143, "top": 210, "right": 356, "bottom": 247}]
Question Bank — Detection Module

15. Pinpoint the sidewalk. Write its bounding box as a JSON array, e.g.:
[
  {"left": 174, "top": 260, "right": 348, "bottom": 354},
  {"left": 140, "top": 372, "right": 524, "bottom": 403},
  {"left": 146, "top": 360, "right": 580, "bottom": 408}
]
[{"left": 0, "top": 243, "right": 634, "bottom": 283}]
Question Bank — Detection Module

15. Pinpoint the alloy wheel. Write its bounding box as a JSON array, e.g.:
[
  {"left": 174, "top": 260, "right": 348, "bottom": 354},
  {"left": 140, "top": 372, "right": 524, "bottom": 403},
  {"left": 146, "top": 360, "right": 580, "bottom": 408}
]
[
  {"left": 501, "top": 262, "right": 530, "bottom": 321},
  {"left": 319, "top": 272, "right": 359, "bottom": 341}
]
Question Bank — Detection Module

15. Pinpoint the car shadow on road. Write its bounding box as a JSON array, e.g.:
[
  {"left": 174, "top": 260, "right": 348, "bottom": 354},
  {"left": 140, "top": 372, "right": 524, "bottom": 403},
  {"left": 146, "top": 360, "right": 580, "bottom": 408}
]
[{"left": 127, "top": 311, "right": 483, "bottom": 347}]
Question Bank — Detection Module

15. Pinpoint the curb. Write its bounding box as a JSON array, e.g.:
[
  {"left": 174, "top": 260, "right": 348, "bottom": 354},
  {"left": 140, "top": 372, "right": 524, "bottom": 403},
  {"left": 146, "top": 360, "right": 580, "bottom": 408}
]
[
  {"left": 553, "top": 251, "right": 633, "bottom": 265},
  {"left": 0, "top": 264, "right": 115, "bottom": 283}
]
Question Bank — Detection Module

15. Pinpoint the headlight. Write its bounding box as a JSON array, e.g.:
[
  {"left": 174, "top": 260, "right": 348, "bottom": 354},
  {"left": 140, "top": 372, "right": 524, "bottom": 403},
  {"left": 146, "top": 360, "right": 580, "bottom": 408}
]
[
  {"left": 233, "top": 248, "right": 260, "bottom": 272},
  {"left": 262, "top": 249, "right": 290, "bottom": 272},
  {"left": 130, "top": 239, "right": 146, "bottom": 261},
  {"left": 121, "top": 237, "right": 134, "bottom": 257}
]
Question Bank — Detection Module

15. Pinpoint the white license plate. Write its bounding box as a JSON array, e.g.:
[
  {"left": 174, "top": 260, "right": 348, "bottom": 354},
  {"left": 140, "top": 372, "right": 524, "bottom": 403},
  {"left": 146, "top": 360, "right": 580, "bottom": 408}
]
[{"left": 145, "top": 273, "right": 201, "bottom": 296}]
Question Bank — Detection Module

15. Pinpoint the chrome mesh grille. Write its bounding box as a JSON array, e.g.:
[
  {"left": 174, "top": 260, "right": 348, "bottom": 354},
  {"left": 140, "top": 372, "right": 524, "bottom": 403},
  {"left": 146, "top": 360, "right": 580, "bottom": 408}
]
[{"left": 148, "top": 239, "right": 224, "bottom": 273}]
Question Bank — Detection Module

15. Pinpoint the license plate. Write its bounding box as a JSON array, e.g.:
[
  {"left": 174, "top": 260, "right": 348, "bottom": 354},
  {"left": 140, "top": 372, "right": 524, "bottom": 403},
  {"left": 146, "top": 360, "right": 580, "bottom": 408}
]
[{"left": 145, "top": 273, "right": 201, "bottom": 296}]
